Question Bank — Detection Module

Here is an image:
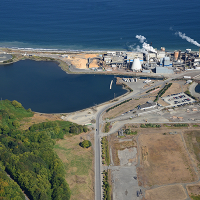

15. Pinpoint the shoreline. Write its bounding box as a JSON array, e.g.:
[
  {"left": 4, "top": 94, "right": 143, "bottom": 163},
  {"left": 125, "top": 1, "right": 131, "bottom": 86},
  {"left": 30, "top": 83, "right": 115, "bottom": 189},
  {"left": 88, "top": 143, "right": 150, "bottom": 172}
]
[
  {"left": 1, "top": 45, "right": 200, "bottom": 54},
  {"left": 189, "top": 82, "right": 200, "bottom": 98}
]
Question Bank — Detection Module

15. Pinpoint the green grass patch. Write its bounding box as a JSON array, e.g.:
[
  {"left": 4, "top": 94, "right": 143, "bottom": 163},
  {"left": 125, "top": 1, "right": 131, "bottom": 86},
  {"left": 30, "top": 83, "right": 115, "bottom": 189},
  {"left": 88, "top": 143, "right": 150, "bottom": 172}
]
[
  {"left": 191, "top": 195, "right": 200, "bottom": 200},
  {"left": 193, "top": 125, "right": 199, "bottom": 127}
]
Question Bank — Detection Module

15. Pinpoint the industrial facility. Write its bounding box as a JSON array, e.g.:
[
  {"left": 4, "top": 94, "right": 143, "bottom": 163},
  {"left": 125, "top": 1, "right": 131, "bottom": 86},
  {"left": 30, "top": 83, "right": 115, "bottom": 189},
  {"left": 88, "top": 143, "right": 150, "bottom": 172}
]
[{"left": 90, "top": 47, "right": 200, "bottom": 74}]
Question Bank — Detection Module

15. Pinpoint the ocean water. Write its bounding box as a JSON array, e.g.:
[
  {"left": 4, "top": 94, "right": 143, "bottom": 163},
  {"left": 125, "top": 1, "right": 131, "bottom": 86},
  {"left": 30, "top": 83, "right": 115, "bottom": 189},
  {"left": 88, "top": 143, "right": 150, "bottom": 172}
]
[{"left": 0, "top": 0, "right": 200, "bottom": 51}]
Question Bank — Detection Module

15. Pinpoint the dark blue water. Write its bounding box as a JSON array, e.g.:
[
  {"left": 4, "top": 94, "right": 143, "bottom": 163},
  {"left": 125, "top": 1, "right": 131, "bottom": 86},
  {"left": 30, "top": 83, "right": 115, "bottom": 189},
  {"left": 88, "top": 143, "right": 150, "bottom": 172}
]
[
  {"left": 0, "top": 60, "right": 126, "bottom": 113},
  {"left": 195, "top": 84, "right": 200, "bottom": 94},
  {"left": 0, "top": 0, "right": 200, "bottom": 51}
]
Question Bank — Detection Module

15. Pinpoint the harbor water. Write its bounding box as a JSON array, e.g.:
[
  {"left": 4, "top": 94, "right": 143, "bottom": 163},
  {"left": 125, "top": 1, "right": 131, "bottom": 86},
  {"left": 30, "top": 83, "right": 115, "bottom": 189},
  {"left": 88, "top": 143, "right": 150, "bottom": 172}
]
[{"left": 0, "top": 60, "right": 126, "bottom": 113}]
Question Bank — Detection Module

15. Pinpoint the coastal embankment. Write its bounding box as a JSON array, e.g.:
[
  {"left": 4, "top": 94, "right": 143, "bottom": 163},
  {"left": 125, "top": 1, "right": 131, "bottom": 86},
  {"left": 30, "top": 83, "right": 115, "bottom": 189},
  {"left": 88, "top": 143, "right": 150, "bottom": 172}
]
[{"left": 189, "top": 82, "right": 200, "bottom": 98}]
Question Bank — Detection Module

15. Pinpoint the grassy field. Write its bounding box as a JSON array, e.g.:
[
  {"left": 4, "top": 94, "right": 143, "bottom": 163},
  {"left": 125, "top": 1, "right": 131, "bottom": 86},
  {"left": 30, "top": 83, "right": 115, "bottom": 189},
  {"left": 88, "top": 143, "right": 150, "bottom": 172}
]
[{"left": 54, "top": 132, "right": 94, "bottom": 200}]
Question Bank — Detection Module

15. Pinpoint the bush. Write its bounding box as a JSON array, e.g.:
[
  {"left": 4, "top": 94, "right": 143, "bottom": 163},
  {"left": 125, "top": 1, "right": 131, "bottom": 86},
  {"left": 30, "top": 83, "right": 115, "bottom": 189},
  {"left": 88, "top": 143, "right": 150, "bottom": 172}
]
[{"left": 80, "top": 140, "right": 92, "bottom": 148}]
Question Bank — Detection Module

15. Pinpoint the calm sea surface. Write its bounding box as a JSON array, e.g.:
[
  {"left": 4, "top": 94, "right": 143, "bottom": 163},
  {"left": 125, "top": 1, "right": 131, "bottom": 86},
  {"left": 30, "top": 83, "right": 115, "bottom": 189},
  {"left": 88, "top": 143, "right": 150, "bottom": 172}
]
[
  {"left": 0, "top": 60, "right": 126, "bottom": 113},
  {"left": 0, "top": 0, "right": 200, "bottom": 51},
  {"left": 0, "top": 0, "right": 200, "bottom": 110}
]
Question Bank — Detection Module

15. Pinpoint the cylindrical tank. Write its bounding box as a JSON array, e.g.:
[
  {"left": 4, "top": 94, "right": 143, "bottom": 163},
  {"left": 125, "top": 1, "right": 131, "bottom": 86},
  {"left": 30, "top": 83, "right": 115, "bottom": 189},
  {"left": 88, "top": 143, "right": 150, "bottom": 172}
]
[
  {"left": 174, "top": 51, "right": 179, "bottom": 60},
  {"left": 199, "top": 48, "right": 200, "bottom": 58},
  {"left": 131, "top": 58, "right": 142, "bottom": 71},
  {"left": 161, "top": 47, "right": 165, "bottom": 51}
]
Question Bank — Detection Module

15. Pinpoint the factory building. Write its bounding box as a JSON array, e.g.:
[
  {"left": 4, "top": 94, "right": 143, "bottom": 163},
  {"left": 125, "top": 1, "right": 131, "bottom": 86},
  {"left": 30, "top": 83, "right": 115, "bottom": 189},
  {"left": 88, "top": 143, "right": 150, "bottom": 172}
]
[
  {"left": 101, "top": 48, "right": 199, "bottom": 74},
  {"left": 138, "top": 101, "right": 157, "bottom": 110},
  {"left": 157, "top": 51, "right": 166, "bottom": 59},
  {"left": 155, "top": 66, "right": 174, "bottom": 74},
  {"left": 160, "top": 57, "right": 172, "bottom": 67}
]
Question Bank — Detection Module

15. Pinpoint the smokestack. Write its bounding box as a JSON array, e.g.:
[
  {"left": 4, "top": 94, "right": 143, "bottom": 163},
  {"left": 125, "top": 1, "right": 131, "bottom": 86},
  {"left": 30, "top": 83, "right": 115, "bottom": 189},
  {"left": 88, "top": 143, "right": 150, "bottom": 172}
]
[{"left": 199, "top": 48, "right": 200, "bottom": 58}]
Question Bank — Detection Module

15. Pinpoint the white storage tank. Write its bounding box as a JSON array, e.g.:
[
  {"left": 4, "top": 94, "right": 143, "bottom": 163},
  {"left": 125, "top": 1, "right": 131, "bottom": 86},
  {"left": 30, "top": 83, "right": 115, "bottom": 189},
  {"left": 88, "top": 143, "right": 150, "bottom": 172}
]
[{"left": 132, "top": 58, "right": 142, "bottom": 71}]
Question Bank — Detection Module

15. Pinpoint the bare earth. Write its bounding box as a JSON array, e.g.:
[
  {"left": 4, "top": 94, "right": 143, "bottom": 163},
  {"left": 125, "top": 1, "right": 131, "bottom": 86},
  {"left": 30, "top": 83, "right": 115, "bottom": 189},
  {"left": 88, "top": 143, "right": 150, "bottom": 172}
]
[
  {"left": 187, "top": 183, "right": 200, "bottom": 196},
  {"left": 162, "top": 81, "right": 188, "bottom": 97},
  {"left": 103, "top": 95, "right": 157, "bottom": 120},
  {"left": 145, "top": 185, "right": 187, "bottom": 200},
  {"left": 138, "top": 132, "right": 197, "bottom": 187},
  {"left": 65, "top": 53, "right": 98, "bottom": 69},
  {"left": 20, "top": 113, "right": 62, "bottom": 130}
]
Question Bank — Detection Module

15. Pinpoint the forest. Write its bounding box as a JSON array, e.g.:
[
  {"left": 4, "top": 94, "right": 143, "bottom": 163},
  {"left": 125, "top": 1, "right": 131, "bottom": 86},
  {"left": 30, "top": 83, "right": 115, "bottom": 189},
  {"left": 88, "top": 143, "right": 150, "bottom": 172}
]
[{"left": 0, "top": 100, "right": 88, "bottom": 199}]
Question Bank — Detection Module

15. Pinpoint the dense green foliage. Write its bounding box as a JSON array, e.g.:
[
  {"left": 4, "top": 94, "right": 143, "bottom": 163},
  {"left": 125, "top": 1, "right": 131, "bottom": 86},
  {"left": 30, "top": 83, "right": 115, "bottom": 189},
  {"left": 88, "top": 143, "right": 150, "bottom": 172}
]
[
  {"left": 191, "top": 195, "right": 200, "bottom": 200},
  {"left": 80, "top": 140, "right": 92, "bottom": 148},
  {"left": 101, "top": 137, "right": 110, "bottom": 166},
  {"left": 104, "top": 122, "right": 111, "bottom": 133},
  {"left": 0, "top": 100, "right": 88, "bottom": 200},
  {"left": 102, "top": 170, "right": 111, "bottom": 200},
  {"left": 124, "top": 129, "right": 137, "bottom": 135},
  {"left": 154, "top": 83, "right": 172, "bottom": 102},
  {"left": 140, "top": 123, "right": 161, "bottom": 128},
  {"left": 106, "top": 98, "right": 132, "bottom": 112},
  {"left": 0, "top": 163, "right": 25, "bottom": 200},
  {"left": 173, "top": 123, "right": 188, "bottom": 127}
]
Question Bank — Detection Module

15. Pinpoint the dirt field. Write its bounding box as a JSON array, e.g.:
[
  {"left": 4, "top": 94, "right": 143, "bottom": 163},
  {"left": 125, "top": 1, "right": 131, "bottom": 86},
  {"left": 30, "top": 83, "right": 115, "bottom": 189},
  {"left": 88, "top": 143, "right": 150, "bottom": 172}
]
[
  {"left": 54, "top": 132, "right": 94, "bottom": 200},
  {"left": 162, "top": 81, "right": 189, "bottom": 97},
  {"left": 145, "top": 185, "right": 187, "bottom": 200},
  {"left": 20, "top": 113, "right": 62, "bottom": 130},
  {"left": 187, "top": 183, "right": 200, "bottom": 197},
  {"left": 138, "top": 132, "right": 197, "bottom": 187},
  {"left": 65, "top": 53, "right": 98, "bottom": 69},
  {"left": 108, "top": 133, "right": 136, "bottom": 166}
]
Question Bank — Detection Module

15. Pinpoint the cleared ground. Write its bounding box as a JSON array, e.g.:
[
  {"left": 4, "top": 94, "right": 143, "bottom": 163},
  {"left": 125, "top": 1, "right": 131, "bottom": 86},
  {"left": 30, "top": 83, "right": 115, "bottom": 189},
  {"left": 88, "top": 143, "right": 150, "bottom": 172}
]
[
  {"left": 54, "top": 132, "right": 94, "bottom": 200},
  {"left": 184, "top": 130, "right": 200, "bottom": 168},
  {"left": 108, "top": 133, "right": 136, "bottom": 166},
  {"left": 103, "top": 95, "right": 157, "bottom": 120},
  {"left": 138, "top": 132, "right": 197, "bottom": 187},
  {"left": 20, "top": 113, "right": 62, "bottom": 129},
  {"left": 162, "top": 81, "right": 188, "bottom": 97},
  {"left": 145, "top": 185, "right": 187, "bottom": 200},
  {"left": 187, "top": 183, "right": 200, "bottom": 198},
  {"left": 65, "top": 53, "right": 98, "bottom": 69}
]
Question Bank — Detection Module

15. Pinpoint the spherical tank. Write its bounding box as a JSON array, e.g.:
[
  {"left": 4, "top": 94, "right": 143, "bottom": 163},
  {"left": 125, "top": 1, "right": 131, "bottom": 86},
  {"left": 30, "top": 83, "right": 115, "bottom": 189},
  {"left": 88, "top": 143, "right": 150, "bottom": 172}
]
[{"left": 132, "top": 58, "right": 142, "bottom": 71}]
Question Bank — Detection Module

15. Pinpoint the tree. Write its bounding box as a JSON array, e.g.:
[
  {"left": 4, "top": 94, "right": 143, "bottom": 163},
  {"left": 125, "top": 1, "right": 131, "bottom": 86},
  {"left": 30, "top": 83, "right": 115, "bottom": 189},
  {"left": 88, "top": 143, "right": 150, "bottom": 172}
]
[
  {"left": 80, "top": 140, "right": 92, "bottom": 148},
  {"left": 13, "top": 120, "right": 20, "bottom": 128},
  {"left": 12, "top": 100, "right": 23, "bottom": 108}
]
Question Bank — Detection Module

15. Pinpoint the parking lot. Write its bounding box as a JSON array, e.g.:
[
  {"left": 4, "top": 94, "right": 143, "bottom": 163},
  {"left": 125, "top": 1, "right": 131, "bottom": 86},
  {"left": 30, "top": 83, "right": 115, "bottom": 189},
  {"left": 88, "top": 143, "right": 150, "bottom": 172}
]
[
  {"left": 161, "top": 92, "right": 196, "bottom": 107},
  {"left": 111, "top": 166, "right": 143, "bottom": 200}
]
